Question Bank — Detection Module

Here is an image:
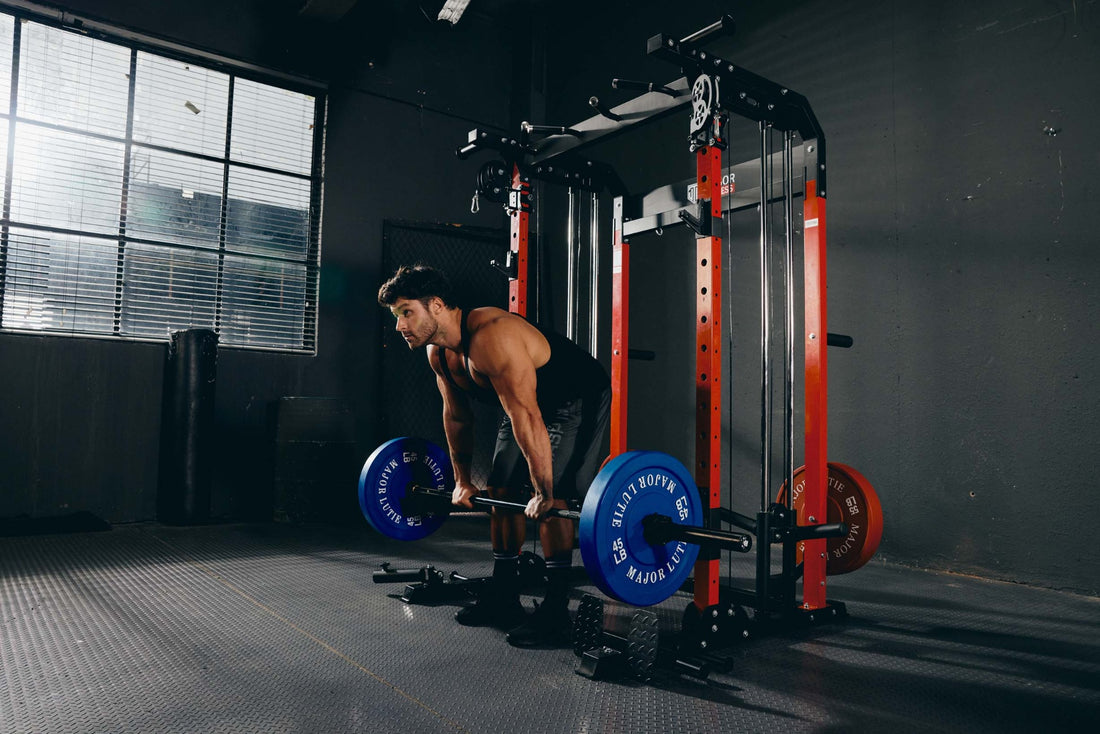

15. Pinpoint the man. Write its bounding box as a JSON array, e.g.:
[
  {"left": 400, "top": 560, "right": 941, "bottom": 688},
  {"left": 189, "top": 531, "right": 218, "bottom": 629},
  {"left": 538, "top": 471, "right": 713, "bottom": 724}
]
[{"left": 377, "top": 265, "right": 610, "bottom": 647}]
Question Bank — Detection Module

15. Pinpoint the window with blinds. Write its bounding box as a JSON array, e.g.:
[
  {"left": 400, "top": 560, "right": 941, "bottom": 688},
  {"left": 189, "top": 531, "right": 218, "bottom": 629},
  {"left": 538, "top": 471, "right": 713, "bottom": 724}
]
[{"left": 0, "top": 12, "right": 324, "bottom": 351}]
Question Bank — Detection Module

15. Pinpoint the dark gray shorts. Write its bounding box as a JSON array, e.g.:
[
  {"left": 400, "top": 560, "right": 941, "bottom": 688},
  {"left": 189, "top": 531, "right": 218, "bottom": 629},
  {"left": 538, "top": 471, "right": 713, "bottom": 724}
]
[{"left": 486, "top": 388, "right": 611, "bottom": 502}]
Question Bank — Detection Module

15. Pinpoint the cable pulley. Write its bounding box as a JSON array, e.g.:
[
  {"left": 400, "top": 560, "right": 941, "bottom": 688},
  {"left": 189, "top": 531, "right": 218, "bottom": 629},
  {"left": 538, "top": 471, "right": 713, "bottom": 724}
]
[{"left": 475, "top": 160, "right": 511, "bottom": 203}]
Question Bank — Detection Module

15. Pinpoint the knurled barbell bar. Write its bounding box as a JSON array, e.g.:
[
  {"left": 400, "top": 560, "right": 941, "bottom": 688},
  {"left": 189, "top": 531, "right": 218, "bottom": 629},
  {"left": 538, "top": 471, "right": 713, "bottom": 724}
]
[{"left": 400, "top": 484, "right": 754, "bottom": 557}]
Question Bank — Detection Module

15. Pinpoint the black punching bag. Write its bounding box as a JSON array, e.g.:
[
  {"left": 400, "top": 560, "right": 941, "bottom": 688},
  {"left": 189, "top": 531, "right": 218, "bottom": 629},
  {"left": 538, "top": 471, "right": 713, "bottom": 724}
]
[{"left": 158, "top": 328, "right": 218, "bottom": 525}]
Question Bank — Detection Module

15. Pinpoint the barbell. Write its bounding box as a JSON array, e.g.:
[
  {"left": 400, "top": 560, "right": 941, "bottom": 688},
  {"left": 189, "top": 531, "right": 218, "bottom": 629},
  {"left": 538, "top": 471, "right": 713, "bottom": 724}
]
[{"left": 358, "top": 437, "right": 753, "bottom": 607}]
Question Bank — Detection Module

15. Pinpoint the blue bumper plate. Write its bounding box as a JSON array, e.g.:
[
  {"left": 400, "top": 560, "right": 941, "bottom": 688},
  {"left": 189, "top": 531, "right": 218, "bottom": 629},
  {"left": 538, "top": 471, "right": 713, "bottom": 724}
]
[
  {"left": 580, "top": 451, "right": 702, "bottom": 606},
  {"left": 359, "top": 437, "right": 452, "bottom": 541}
]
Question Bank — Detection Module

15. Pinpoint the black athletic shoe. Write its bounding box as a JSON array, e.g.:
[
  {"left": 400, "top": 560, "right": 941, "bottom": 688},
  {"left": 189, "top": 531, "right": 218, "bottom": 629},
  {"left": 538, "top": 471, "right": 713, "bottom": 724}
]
[
  {"left": 454, "top": 594, "right": 527, "bottom": 630},
  {"left": 506, "top": 600, "right": 572, "bottom": 648}
]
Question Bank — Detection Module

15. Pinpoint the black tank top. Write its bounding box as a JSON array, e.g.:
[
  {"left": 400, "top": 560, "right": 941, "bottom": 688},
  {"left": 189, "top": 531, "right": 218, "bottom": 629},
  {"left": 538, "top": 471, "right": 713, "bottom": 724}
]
[{"left": 438, "top": 310, "right": 608, "bottom": 410}]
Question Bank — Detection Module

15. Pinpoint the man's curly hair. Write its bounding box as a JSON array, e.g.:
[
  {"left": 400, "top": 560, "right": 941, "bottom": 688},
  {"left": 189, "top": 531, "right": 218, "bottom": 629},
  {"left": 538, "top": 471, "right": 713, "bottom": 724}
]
[{"left": 377, "top": 265, "right": 456, "bottom": 308}]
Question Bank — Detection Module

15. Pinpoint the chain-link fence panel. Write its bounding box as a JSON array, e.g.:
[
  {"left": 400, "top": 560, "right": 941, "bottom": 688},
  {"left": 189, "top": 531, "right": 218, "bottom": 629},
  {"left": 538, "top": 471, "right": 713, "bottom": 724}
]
[{"left": 380, "top": 220, "right": 509, "bottom": 487}]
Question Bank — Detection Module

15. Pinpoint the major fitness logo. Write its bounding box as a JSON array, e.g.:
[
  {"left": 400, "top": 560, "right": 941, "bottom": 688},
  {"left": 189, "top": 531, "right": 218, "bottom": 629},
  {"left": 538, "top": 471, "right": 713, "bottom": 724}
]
[{"left": 687, "top": 173, "right": 735, "bottom": 204}]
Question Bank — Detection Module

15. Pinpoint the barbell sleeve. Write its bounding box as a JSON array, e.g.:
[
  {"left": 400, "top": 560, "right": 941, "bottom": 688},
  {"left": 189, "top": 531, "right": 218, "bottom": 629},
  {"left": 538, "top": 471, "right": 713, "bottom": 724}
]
[{"left": 642, "top": 514, "right": 753, "bottom": 553}]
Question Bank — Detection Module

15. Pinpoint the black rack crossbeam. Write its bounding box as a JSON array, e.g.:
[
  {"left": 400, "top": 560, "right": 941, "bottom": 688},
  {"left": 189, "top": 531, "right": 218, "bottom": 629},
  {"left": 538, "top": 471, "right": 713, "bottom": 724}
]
[
  {"left": 457, "top": 127, "right": 625, "bottom": 194},
  {"left": 530, "top": 77, "right": 691, "bottom": 163},
  {"left": 622, "top": 147, "right": 805, "bottom": 238},
  {"left": 527, "top": 158, "right": 626, "bottom": 195},
  {"left": 456, "top": 128, "right": 536, "bottom": 160},
  {"left": 646, "top": 31, "right": 826, "bottom": 194},
  {"left": 647, "top": 36, "right": 822, "bottom": 139}
]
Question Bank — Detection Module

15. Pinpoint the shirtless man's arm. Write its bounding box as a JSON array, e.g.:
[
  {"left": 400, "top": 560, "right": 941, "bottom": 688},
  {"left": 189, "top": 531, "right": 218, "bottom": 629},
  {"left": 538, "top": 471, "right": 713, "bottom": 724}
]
[
  {"left": 466, "top": 314, "right": 556, "bottom": 519},
  {"left": 428, "top": 345, "right": 480, "bottom": 509}
]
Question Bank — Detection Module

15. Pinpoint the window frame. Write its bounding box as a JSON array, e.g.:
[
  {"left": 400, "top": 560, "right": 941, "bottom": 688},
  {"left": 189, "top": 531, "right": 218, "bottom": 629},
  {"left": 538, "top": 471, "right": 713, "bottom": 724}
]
[{"left": 0, "top": 3, "right": 327, "bottom": 354}]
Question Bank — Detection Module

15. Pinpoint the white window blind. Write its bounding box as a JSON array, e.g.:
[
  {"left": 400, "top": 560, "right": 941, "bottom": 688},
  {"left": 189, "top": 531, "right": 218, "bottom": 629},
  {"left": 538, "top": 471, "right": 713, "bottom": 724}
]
[{"left": 0, "top": 13, "right": 324, "bottom": 351}]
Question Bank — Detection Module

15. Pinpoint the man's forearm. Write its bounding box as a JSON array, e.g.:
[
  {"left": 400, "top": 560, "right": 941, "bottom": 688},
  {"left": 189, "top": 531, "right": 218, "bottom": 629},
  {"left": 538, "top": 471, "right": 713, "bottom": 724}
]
[
  {"left": 509, "top": 409, "right": 554, "bottom": 498},
  {"left": 443, "top": 413, "right": 476, "bottom": 485}
]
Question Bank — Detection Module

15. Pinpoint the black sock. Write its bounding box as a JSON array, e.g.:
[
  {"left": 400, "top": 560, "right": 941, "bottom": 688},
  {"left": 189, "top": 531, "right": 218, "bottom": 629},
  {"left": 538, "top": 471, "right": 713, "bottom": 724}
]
[
  {"left": 544, "top": 552, "right": 572, "bottom": 609},
  {"left": 492, "top": 552, "right": 520, "bottom": 599}
]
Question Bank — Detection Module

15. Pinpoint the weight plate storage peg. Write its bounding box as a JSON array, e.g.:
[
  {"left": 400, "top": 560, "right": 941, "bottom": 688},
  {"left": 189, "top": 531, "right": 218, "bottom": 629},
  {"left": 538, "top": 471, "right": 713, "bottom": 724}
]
[
  {"left": 359, "top": 437, "right": 453, "bottom": 541},
  {"left": 777, "top": 462, "right": 884, "bottom": 574},
  {"left": 580, "top": 451, "right": 703, "bottom": 607}
]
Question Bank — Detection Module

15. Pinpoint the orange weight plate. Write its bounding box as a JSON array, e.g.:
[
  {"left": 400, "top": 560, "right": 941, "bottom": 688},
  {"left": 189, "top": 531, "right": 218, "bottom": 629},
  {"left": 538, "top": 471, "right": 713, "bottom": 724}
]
[{"left": 777, "top": 463, "right": 883, "bottom": 574}]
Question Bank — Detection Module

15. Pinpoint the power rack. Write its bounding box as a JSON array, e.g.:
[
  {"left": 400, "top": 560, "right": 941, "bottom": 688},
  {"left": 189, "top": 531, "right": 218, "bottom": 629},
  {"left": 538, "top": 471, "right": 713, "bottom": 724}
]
[{"left": 453, "top": 15, "right": 882, "bottom": 679}]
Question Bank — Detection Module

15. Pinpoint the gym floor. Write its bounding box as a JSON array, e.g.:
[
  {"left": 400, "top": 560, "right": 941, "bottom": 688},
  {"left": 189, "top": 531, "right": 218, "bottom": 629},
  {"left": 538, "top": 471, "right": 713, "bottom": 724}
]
[{"left": 1, "top": 518, "right": 1097, "bottom": 734}]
